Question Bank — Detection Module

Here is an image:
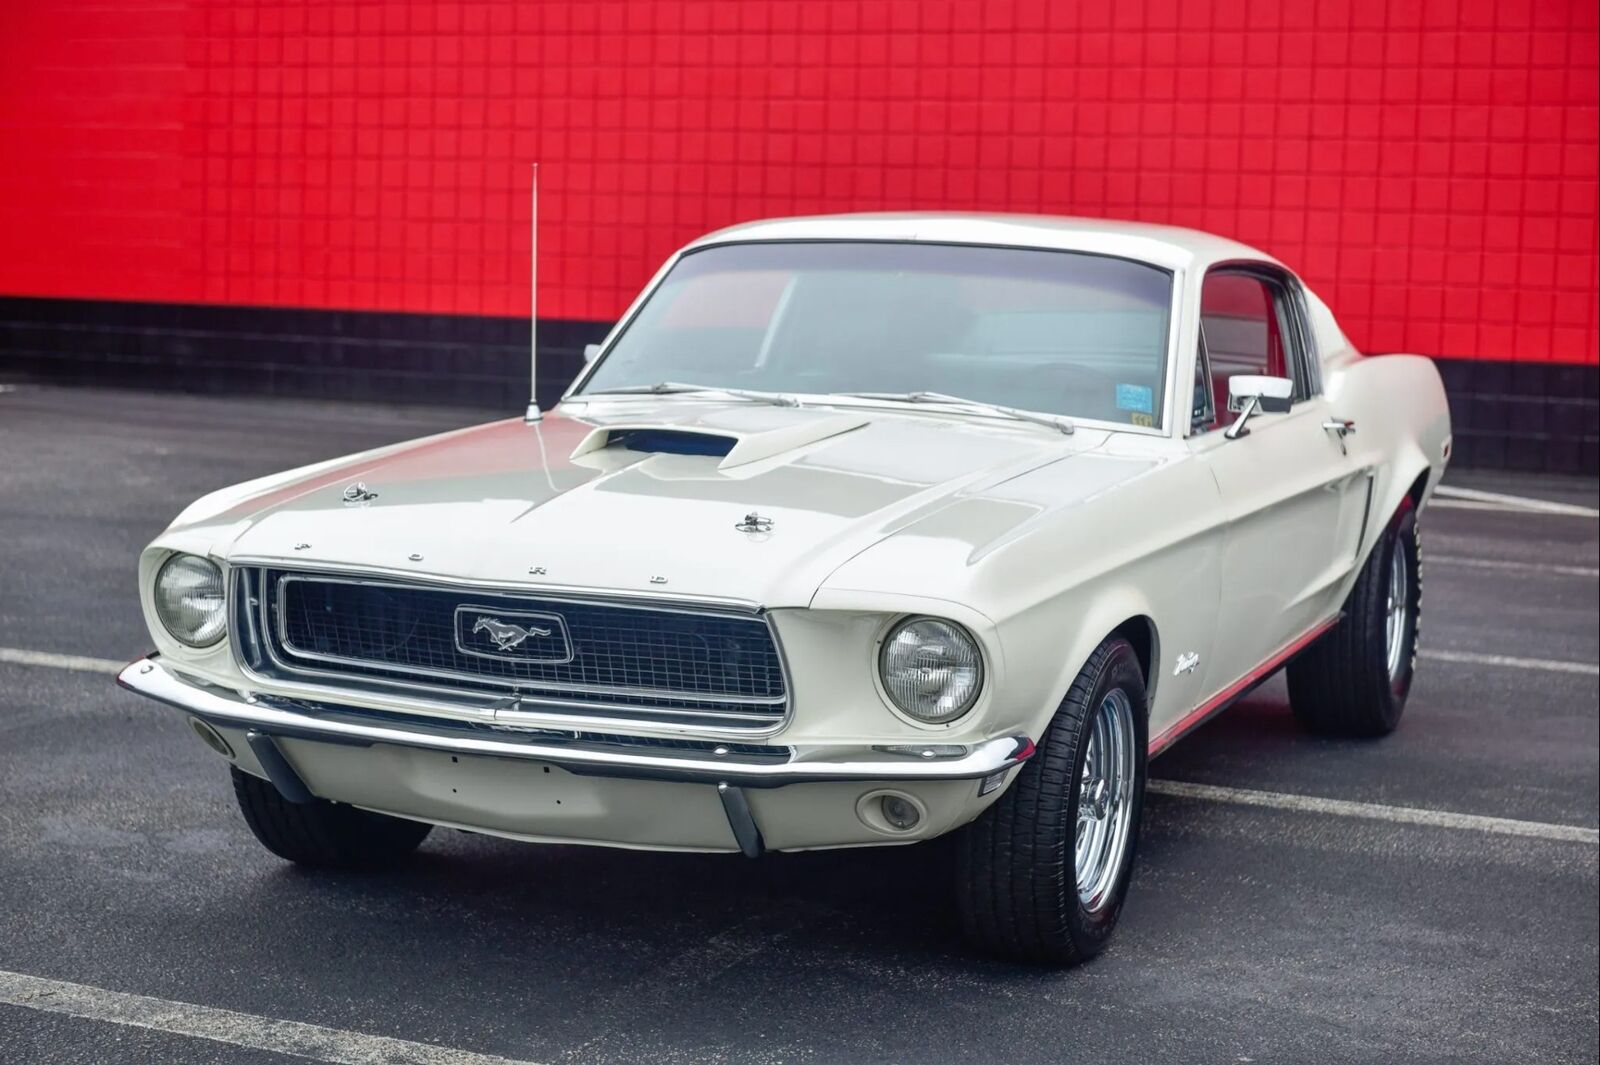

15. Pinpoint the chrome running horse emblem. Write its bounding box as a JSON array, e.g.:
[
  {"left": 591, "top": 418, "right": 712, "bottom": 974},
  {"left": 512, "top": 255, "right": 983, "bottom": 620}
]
[
  {"left": 455, "top": 606, "right": 573, "bottom": 663},
  {"left": 473, "top": 616, "right": 552, "bottom": 651}
]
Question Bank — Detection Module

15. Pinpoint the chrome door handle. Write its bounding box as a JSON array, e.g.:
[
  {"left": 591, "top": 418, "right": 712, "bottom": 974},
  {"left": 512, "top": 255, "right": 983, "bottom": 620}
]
[{"left": 1322, "top": 418, "right": 1356, "bottom": 454}]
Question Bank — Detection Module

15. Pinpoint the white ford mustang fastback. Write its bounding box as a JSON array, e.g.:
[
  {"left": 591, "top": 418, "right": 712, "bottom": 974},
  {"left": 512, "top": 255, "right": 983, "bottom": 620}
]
[{"left": 121, "top": 213, "right": 1451, "bottom": 963}]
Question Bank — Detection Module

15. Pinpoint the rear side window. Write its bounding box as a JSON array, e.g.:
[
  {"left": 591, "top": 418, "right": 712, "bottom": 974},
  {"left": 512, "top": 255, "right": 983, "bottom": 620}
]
[{"left": 1199, "top": 272, "right": 1290, "bottom": 429}]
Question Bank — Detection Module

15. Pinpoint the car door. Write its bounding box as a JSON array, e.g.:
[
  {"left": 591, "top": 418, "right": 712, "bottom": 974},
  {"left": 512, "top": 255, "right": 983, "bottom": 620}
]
[{"left": 1186, "top": 266, "right": 1373, "bottom": 699}]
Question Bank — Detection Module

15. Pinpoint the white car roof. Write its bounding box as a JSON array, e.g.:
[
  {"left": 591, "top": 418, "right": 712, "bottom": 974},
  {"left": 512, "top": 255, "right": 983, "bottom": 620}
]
[{"left": 688, "top": 212, "right": 1280, "bottom": 273}]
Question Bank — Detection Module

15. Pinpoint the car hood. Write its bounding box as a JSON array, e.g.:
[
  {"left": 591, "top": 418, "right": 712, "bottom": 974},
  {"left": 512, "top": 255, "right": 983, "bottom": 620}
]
[{"left": 187, "top": 401, "right": 1122, "bottom": 607}]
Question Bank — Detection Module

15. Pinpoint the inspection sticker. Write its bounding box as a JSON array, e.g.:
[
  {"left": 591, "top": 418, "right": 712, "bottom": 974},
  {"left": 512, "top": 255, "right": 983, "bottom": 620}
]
[{"left": 1116, "top": 383, "right": 1154, "bottom": 414}]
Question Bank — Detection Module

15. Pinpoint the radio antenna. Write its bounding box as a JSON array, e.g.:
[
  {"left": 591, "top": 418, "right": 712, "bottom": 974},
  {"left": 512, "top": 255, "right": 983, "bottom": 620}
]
[{"left": 524, "top": 162, "right": 542, "bottom": 423}]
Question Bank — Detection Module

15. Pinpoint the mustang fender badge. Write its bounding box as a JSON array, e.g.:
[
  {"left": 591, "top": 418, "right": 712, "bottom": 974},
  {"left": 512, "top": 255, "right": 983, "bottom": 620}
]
[
  {"left": 1173, "top": 651, "right": 1200, "bottom": 676},
  {"left": 341, "top": 482, "right": 379, "bottom": 504}
]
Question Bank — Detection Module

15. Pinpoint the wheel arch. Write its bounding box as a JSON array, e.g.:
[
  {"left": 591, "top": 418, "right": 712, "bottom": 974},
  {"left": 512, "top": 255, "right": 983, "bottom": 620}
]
[
  {"left": 1027, "top": 591, "right": 1164, "bottom": 744},
  {"left": 1404, "top": 467, "right": 1431, "bottom": 510},
  {"left": 1367, "top": 456, "right": 1432, "bottom": 563},
  {"left": 1109, "top": 614, "right": 1159, "bottom": 708}
]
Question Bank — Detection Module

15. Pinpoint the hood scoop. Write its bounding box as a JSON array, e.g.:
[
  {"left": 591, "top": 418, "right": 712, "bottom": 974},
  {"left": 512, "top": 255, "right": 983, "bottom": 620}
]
[
  {"left": 606, "top": 428, "right": 736, "bottom": 458},
  {"left": 569, "top": 412, "right": 868, "bottom": 471}
]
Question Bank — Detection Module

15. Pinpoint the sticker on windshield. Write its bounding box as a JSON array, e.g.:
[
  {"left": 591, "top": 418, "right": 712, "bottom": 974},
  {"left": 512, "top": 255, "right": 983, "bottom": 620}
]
[{"left": 1116, "top": 384, "right": 1154, "bottom": 415}]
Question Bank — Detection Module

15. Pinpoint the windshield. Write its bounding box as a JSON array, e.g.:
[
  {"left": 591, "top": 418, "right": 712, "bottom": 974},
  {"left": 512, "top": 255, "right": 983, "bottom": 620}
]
[{"left": 576, "top": 241, "right": 1174, "bottom": 429}]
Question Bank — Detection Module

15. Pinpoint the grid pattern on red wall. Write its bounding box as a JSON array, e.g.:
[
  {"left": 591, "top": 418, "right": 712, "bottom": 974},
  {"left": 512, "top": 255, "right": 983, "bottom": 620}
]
[{"left": 1, "top": 0, "right": 1596, "bottom": 365}]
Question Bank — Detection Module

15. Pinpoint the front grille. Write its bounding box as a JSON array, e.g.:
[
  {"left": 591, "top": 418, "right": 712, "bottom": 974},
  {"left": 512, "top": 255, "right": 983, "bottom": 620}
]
[{"left": 239, "top": 568, "right": 788, "bottom": 730}]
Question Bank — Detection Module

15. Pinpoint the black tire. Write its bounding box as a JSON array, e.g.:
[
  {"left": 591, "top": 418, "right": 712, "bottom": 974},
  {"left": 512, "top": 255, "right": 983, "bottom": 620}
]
[
  {"left": 1287, "top": 496, "right": 1420, "bottom": 737},
  {"left": 231, "top": 767, "right": 432, "bottom": 868},
  {"left": 956, "top": 638, "right": 1148, "bottom": 965}
]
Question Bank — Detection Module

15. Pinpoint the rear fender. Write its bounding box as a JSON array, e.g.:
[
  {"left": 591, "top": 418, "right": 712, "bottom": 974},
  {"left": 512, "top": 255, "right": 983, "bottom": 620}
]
[{"left": 1325, "top": 353, "right": 1451, "bottom": 567}]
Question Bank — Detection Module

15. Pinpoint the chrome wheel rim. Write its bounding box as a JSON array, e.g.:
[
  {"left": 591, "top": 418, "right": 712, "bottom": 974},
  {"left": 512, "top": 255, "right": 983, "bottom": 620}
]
[
  {"left": 1075, "top": 688, "right": 1136, "bottom": 913},
  {"left": 1385, "top": 544, "right": 1410, "bottom": 680}
]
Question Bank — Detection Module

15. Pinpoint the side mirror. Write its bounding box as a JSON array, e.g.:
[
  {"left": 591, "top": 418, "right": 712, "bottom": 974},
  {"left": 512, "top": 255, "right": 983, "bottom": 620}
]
[
  {"left": 583, "top": 343, "right": 602, "bottom": 364},
  {"left": 1225, "top": 375, "right": 1293, "bottom": 439}
]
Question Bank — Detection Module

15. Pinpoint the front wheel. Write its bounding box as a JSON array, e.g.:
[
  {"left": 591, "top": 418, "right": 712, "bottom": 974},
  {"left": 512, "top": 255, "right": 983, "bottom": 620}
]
[
  {"left": 231, "top": 767, "right": 432, "bottom": 868},
  {"left": 956, "top": 637, "right": 1148, "bottom": 964},
  {"left": 1287, "top": 496, "right": 1420, "bottom": 737}
]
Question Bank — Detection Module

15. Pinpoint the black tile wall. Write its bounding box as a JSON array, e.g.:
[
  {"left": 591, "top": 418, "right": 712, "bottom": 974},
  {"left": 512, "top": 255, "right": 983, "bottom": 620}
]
[
  {"left": 1434, "top": 358, "right": 1599, "bottom": 475},
  {"left": 0, "top": 296, "right": 604, "bottom": 413},
  {"left": 2, "top": 297, "right": 1595, "bottom": 474}
]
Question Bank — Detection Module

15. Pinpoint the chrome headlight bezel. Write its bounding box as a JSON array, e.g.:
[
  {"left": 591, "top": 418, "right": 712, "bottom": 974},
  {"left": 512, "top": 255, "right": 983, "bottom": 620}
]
[
  {"left": 152, "top": 553, "right": 227, "bottom": 648},
  {"left": 877, "top": 615, "right": 985, "bottom": 726}
]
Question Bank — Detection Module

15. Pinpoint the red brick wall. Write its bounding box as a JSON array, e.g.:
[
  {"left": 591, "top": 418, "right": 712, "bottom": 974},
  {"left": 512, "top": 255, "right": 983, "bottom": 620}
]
[{"left": 2, "top": 0, "right": 1596, "bottom": 364}]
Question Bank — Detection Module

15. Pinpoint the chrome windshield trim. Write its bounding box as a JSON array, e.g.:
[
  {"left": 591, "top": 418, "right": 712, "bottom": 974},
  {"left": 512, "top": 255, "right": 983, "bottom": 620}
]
[
  {"left": 563, "top": 237, "right": 1183, "bottom": 439},
  {"left": 560, "top": 391, "right": 1166, "bottom": 439},
  {"left": 118, "top": 655, "right": 1032, "bottom": 789}
]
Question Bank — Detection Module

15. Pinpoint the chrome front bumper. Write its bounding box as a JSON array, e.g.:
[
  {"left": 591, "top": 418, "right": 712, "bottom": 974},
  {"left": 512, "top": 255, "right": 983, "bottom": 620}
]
[{"left": 117, "top": 654, "right": 1034, "bottom": 790}]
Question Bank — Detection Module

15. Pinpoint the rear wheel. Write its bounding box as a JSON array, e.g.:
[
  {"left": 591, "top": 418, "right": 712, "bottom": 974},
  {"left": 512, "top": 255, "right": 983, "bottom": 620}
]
[
  {"left": 956, "top": 637, "right": 1147, "bottom": 964},
  {"left": 231, "top": 767, "right": 431, "bottom": 868},
  {"left": 1287, "top": 497, "right": 1420, "bottom": 737}
]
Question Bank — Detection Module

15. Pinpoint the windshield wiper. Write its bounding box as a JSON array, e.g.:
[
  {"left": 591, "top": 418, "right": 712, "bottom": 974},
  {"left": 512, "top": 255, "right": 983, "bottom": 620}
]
[
  {"left": 579, "top": 381, "right": 800, "bottom": 408},
  {"left": 835, "top": 391, "right": 1075, "bottom": 435}
]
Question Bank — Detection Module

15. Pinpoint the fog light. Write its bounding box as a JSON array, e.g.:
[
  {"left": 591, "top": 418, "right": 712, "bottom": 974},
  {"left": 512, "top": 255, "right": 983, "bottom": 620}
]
[
  {"left": 188, "top": 717, "right": 234, "bottom": 759},
  {"left": 880, "top": 794, "right": 921, "bottom": 831},
  {"left": 978, "top": 770, "right": 1007, "bottom": 796}
]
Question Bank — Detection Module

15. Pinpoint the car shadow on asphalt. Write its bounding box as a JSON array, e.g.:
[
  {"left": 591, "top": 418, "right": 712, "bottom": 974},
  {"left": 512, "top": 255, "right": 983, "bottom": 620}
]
[{"left": 203, "top": 690, "right": 1319, "bottom": 992}]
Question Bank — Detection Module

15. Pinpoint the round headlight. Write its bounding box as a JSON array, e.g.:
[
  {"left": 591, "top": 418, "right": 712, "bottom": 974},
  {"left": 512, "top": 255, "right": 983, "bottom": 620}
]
[
  {"left": 879, "top": 617, "right": 983, "bottom": 724},
  {"left": 153, "top": 554, "right": 226, "bottom": 647}
]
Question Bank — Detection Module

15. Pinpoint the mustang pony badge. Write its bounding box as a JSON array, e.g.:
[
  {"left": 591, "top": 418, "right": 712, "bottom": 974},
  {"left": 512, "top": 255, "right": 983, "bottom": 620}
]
[
  {"left": 454, "top": 606, "right": 574, "bottom": 663},
  {"left": 473, "top": 616, "right": 550, "bottom": 651}
]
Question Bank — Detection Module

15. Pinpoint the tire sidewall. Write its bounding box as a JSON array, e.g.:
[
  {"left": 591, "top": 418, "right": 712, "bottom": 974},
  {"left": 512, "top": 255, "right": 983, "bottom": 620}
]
[
  {"left": 1382, "top": 499, "right": 1420, "bottom": 707},
  {"left": 1060, "top": 642, "right": 1149, "bottom": 949}
]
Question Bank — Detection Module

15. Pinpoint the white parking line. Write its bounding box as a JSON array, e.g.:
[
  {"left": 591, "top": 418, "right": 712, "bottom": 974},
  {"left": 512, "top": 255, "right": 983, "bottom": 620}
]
[
  {"left": 1429, "top": 555, "right": 1600, "bottom": 579},
  {"left": 1419, "top": 648, "right": 1599, "bottom": 676},
  {"left": 1148, "top": 780, "right": 1599, "bottom": 844},
  {"left": 0, "top": 648, "right": 125, "bottom": 674},
  {"left": 0, "top": 970, "right": 543, "bottom": 1065},
  {"left": 1431, "top": 485, "right": 1599, "bottom": 518},
  {"left": 1428, "top": 498, "right": 1534, "bottom": 513}
]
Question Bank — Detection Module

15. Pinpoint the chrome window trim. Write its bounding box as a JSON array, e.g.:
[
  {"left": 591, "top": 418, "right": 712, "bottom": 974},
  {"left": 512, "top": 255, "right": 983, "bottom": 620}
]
[
  {"left": 1193, "top": 260, "right": 1321, "bottom": 435},
  {"left": 1287, "top": 279, "right": 1323, "bottom": 396},
  {"left": 1191, "top": 320, "right": 1216, "bottom": 433},
  {"left": 233, "top": 566, "right": 795, "bottom": 736}
]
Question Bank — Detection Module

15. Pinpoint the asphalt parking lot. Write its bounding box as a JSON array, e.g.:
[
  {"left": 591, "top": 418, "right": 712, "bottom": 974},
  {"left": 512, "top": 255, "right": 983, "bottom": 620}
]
[{"left": 1, "top": 384, "right": 1595, "bottom": 1065}]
